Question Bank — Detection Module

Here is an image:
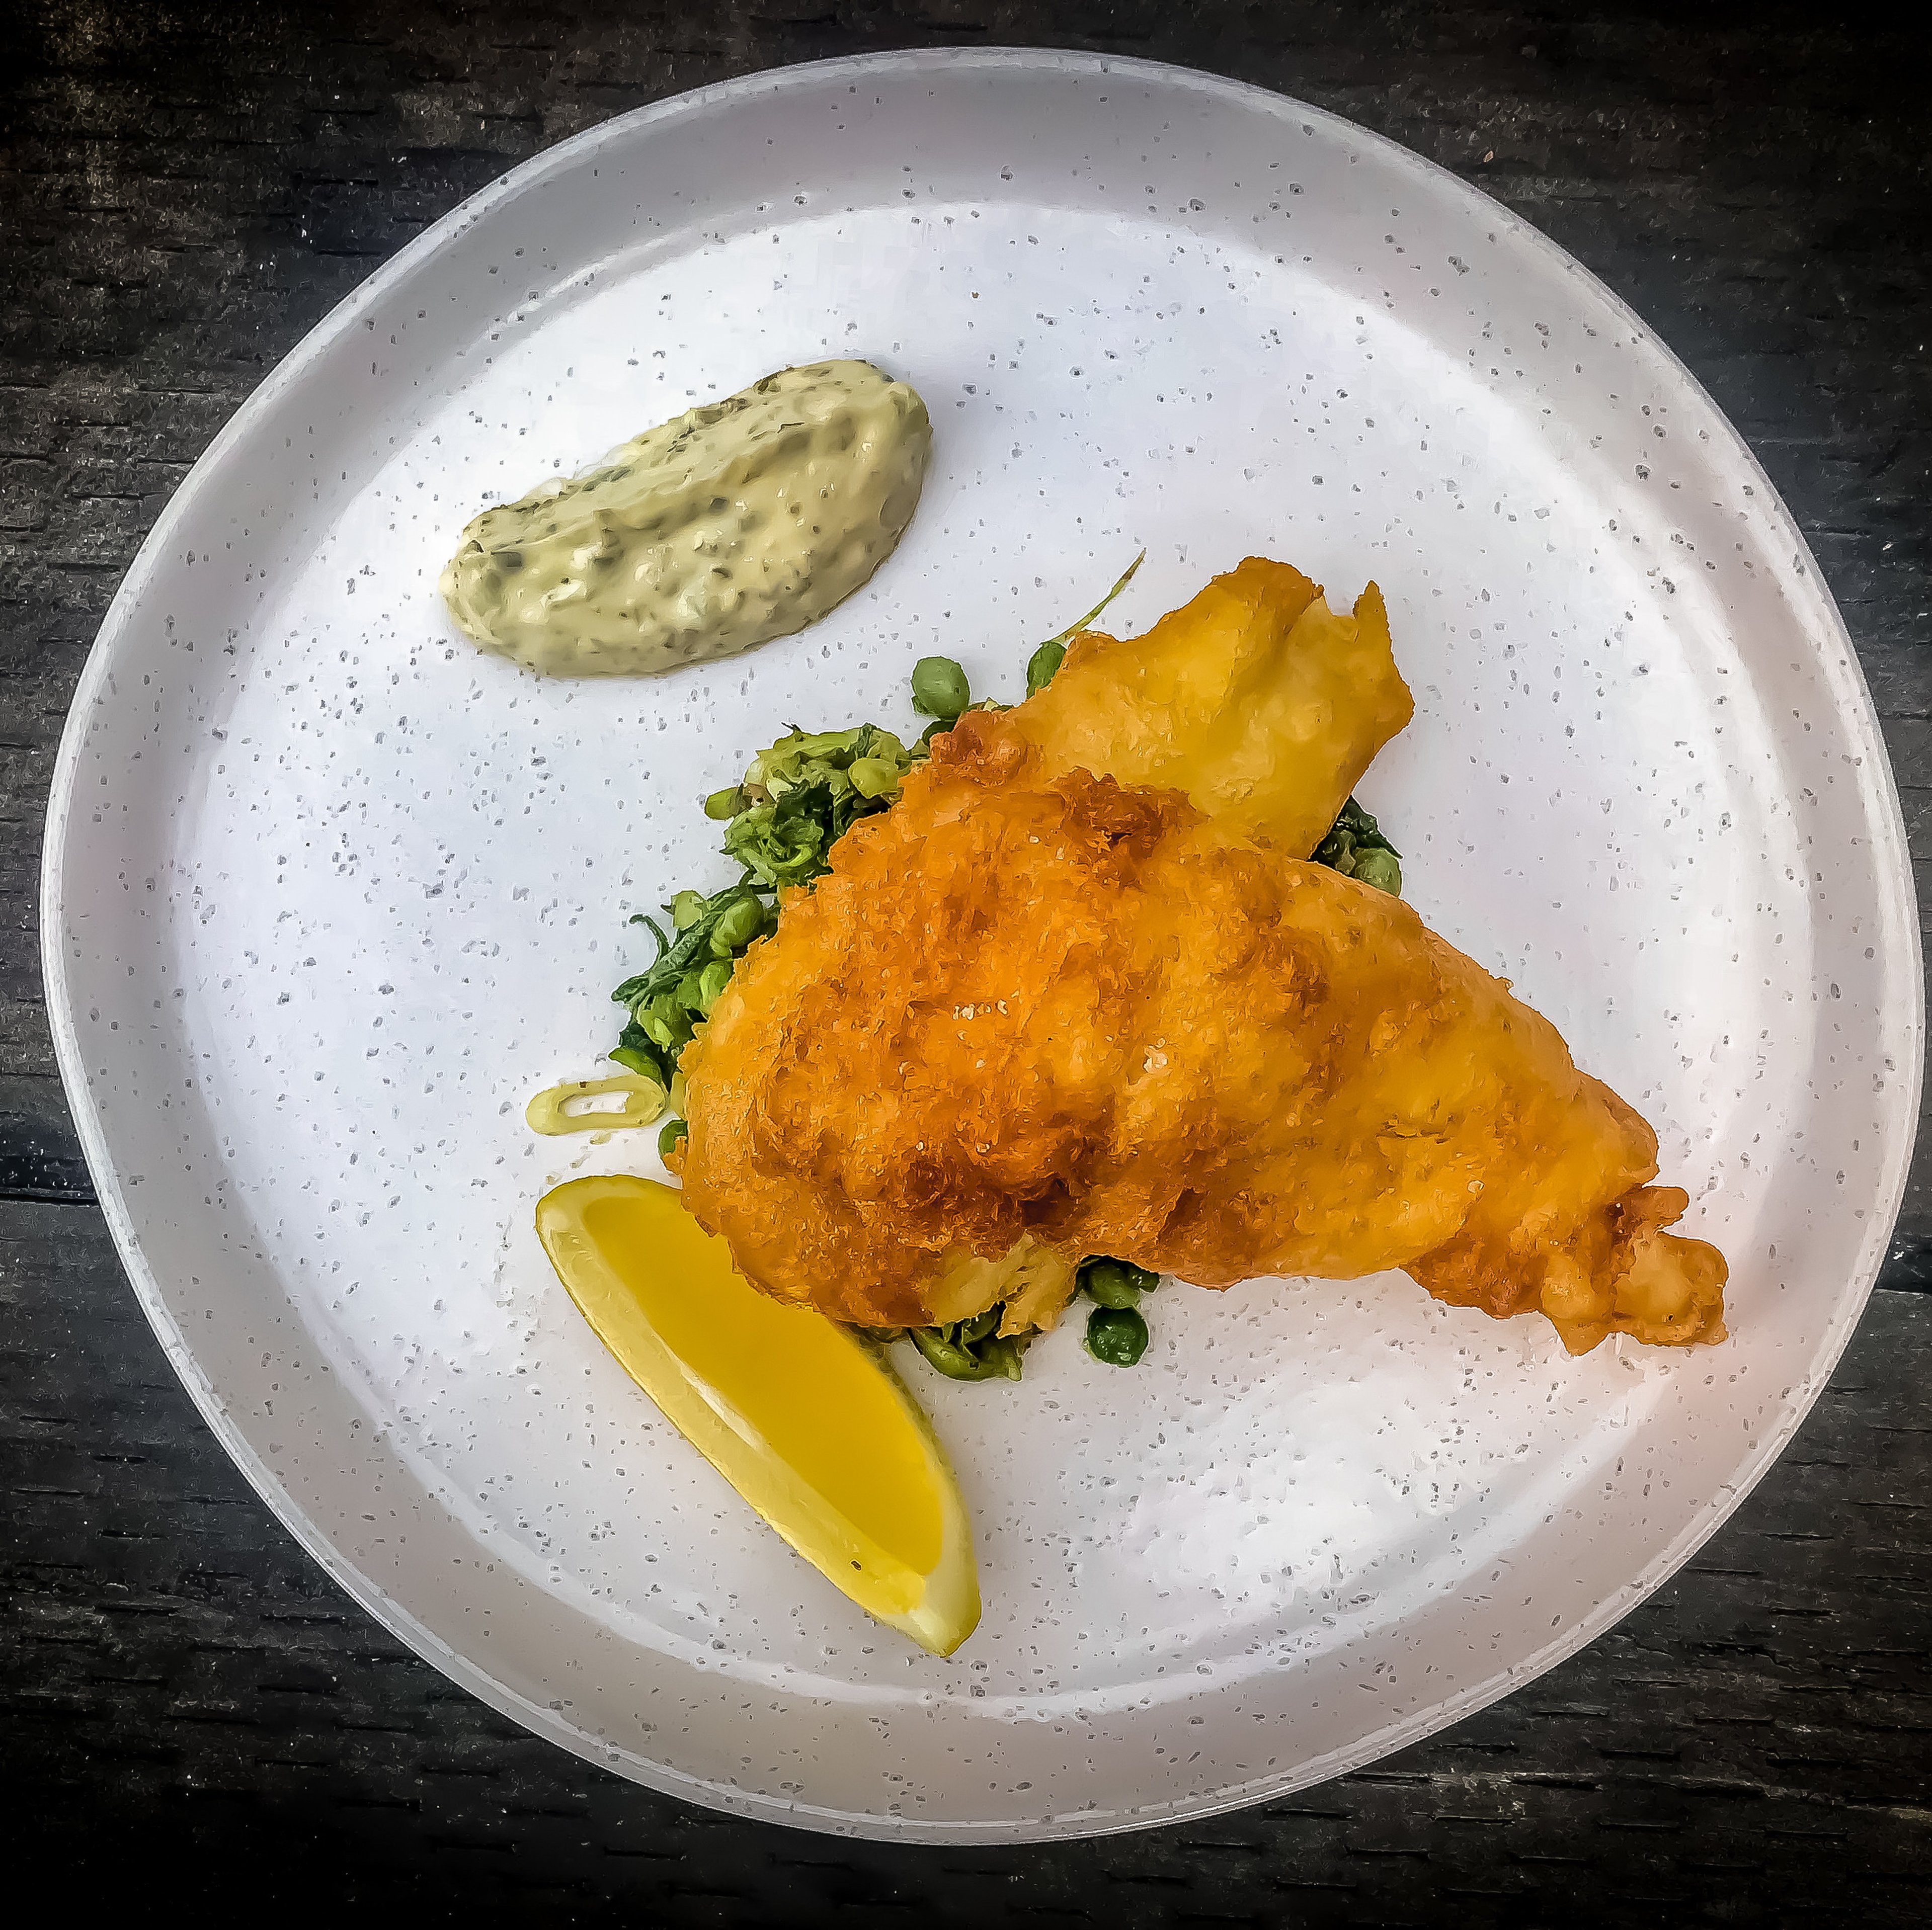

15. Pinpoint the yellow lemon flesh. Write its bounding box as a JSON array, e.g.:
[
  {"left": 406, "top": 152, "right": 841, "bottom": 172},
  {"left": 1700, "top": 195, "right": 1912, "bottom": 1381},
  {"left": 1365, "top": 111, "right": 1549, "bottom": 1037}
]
[{"left": 534, "top": 1174, "right": 980, "bottom": 1656}]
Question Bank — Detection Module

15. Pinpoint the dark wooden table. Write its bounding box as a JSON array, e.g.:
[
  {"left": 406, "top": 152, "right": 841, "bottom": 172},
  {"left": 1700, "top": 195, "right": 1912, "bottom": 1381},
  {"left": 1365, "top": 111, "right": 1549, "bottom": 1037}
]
[{"left": 4, "top": 4, "right": 1928, "bottom": 1921}]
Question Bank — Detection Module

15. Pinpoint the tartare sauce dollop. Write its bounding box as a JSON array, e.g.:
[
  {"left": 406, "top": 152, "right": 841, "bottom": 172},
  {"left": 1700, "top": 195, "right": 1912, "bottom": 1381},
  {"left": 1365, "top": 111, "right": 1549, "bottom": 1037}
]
[{"left": 440, "top": 360, "right": 932, "bottom": 676}]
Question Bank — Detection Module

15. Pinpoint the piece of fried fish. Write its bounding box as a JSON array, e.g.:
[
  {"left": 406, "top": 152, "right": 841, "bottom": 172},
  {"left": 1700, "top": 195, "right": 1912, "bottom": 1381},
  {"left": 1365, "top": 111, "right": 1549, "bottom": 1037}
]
[
  {"left": 674, "top": 709, "right": 1728, "bottom": 1355},
  {"left": 1012, "top": 555, "right": 1414, "bottom": 854}
]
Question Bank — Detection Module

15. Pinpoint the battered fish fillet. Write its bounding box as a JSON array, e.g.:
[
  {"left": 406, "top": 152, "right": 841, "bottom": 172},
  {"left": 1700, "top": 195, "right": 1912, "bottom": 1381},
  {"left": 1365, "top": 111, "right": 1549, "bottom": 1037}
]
[
  {"left": 674, "top": 712, "right": 1727, "bottom": 1355},
  {"left": 1014, "top": 556, "right": 1414, "bottom": 854}
]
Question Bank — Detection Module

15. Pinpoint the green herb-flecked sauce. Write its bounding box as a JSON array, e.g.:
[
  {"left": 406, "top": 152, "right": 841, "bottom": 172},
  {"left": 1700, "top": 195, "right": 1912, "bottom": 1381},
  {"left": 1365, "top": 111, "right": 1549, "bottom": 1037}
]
[{"left": 440, "top": 360, "right": 932, "bottom": 677}]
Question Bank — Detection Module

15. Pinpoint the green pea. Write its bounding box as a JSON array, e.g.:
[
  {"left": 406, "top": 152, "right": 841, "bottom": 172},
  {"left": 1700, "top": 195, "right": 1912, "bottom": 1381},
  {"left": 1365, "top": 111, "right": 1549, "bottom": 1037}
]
[
  {"left": 1080, "top": 1256, "right": 1161, "bottom": 1306},
  {"left": 1085, "top": 1304, "right": 1149, "bottom": 1367},
  {"left": 1351, "top": 847, "right": 1402, "bottom": 895},
  {"left": 1080, "top": 1259, "right": 1142, "bottom": 1309},
  {"left": 658, "top": 1116, "right": 688, "bottom": 1160},
  {"left": 1025, "top": 638, "right": 1066, "bottom": 695},
  {"left": 846, "top": 754, "right": 901, "bottom": 800},
  {"left": 694, "top": 957, "right": 734, "bottom": 1014},
  {"left": 704, "top": 786, "right": 745, "bottom": 820},
  {"left": 670, "top": 888, "right": 707, "bottom": 932},
  {"left": 709, "top": 896, "right": 765, "bottom": 954},
  {"left": 911, "top": 655, "right": 971, "bottom": 721}
]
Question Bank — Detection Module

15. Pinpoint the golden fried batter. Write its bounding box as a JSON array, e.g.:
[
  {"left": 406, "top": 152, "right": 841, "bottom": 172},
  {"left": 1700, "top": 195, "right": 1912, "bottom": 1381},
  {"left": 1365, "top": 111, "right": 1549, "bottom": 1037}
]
[
  {"left": 1013, "top": 557, "right": 1413, "bottom": 854},
  {"left": 675, "top": 713, "right": 1727, "bottom": 1354}
]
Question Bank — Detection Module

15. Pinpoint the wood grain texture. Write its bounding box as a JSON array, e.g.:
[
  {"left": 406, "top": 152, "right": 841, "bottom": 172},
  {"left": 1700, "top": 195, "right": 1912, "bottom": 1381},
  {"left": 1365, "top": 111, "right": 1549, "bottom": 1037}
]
[
  {"left": 3, "top": 1202, "right": 1925, "bottom": 1922},
  {"left": 2, "top": 0, "right": 1928, "bottom": 1918}
]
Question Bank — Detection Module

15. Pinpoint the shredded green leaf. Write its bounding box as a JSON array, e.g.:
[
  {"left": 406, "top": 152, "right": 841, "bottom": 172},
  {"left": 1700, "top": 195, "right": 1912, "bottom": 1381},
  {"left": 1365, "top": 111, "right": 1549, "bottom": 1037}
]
[{"left": 1309, "top": 796, "right": 1403, "bottom": 895}]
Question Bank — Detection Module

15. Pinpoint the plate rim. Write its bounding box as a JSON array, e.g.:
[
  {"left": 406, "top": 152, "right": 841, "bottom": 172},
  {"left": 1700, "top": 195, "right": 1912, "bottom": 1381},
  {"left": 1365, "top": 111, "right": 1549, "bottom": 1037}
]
[{"left": 38, "top": 44, "right": 1925, "bottom": 1841}]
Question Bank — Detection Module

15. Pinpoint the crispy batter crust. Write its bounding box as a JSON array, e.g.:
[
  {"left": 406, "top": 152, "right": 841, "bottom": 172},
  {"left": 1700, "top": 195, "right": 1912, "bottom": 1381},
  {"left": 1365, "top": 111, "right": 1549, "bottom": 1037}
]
[
  {"left": 675, "top": 712, "right": 1726, "bottom": 1351},
  {"left": 1009, "top": 556, "right": 1413, "bottom": 854}
]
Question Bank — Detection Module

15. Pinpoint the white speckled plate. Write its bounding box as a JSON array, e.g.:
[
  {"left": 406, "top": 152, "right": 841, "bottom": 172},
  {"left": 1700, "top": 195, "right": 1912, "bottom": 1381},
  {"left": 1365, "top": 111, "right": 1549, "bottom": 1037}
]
[{"left": 42, "top": 50, "right": 1921, "bottom": 1840}]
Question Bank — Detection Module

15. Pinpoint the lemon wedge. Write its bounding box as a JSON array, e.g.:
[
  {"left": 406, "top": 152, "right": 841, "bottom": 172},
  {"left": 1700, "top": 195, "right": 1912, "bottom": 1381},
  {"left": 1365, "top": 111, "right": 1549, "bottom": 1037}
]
[{"left": 534, "top": 1174, "right": 981, "bottom": 1656}]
